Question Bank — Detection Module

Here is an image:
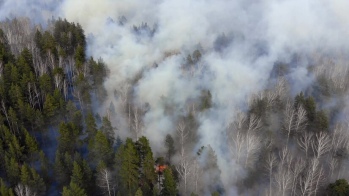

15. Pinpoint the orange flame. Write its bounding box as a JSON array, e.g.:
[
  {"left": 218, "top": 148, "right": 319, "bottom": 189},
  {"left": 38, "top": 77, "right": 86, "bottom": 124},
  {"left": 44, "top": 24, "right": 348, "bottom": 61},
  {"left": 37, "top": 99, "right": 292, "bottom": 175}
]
[{"left": 155, "top": 164, "right": 167, "bottom": 173}]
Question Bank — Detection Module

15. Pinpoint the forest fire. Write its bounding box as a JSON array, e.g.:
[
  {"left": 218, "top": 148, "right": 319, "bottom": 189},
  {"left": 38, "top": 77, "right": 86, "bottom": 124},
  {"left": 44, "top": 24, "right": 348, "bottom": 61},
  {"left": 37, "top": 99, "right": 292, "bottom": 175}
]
[
  {"left": 1, "top": 0, "right": 348, "bottom": 195},
  {"left": 155, "top": 164, "right": 167, "bottom": 173}
]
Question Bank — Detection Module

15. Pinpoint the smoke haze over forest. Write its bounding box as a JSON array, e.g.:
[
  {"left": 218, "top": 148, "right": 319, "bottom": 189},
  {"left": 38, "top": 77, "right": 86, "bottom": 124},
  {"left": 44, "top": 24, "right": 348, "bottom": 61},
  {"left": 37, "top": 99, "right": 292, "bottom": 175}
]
[{"left": 1, "top": 0, "right": 349, "bottom": 195}]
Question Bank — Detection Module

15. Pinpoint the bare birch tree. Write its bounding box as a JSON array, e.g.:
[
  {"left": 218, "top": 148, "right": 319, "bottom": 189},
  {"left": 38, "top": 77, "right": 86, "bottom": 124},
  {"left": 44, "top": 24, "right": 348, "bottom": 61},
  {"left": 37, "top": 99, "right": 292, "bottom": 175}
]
[
  {"left": 228, "top": 112, "right": 246, "bottom": 164},
  {"left": 176, "top": 158, "right": 192, "bottom": 195},
  {"left": 283, "top": 101, "right": 295, "bottom": 146},
  {"left": 0, "top": 18, "right": 33, "bottom": 56},
  {"left": 331, "top": 124, "right": 349, "bottom": 157},
  {"left": 1, "top": 99, "right": 12, "bottom": 132},
  {"left": 53, "top": 73, "right": 64, "bottom": 91},
  {"left": 27, "top": 82, "right": 41, "bottom": 108},
  {"left": 297, "top": 157, "right": 325, "bottom": 196},
  {"left": 97, "top": 168, "right": 115, "bottom": 196},
  {"left": 313, "top": 163, "right": 325, "bottom": 196},
  {"left": 245, "top": 133, "right": 261, "bottom": 168},
  {"left": 176, "top": 121, "right": 192, "bottom": 195},
  {"left": 313, "top": 58, "right": 349, "bottom": 93},
  {"left": 0, "top": 61, "right": 3, "bottom": 78},
  {"left": 298, "top": 167, "right": 313, "bottom": 196},
  {"left": 230, "top": 129, "right": 245, "bottom": 164},
  {"left": 63, "top": 80, "right": 68, "bottom": 100},
  {"left": 329, "top": 124, "right": 349, "bottom": 180},
  {"left": 227, "top": 112, "right": 261, "bottom": 167},
  {"left": 329, "top": 156, "right": 338, "bottom": 180},
  {"left": 132, "top": 106, "right": 144, "bottom": 141},
  {"left": 190, "top": 159, "right": 203, "bottom": 195},
  {"left": 308, "top": 158, "right": 324, "bottom": 196},
  {"left": 294, "top": 106, "right": 307, "bottom": 133},
  {"left": 297, "top": 132, "right": 313, "bottom": 158},
  {"left": 290, "top": 157, "right": 306, "bottom": 196},
  {"left": 311, "top": 132, "right": 331, "bottom": 159},
  {"left": 245, "top": 114, "right": 262, "bottom": 168},
  {"left": 275, "top": 77, "right": 288, "bottom": 99},
  {"left": 177, "top": 121, "right": 188, "bottom": 160},
  {"left": 265, "top": 153, "right": 277, "bottom": 196},
  {"left": 274, "top": 164, "right": 293, "bottom": 196},
  {"left": 115, "top": 82, "right": 131, "bottom": 131},
  {"left": 14, "top": 184, "right": 36, "bottom": 196}
]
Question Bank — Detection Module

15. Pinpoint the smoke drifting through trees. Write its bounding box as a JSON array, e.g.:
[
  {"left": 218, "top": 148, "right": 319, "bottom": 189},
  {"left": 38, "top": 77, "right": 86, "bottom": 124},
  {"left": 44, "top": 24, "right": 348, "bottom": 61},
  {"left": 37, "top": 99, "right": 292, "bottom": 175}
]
[{"left": 2, "top": 0, "right": 349, "bottom": 195}]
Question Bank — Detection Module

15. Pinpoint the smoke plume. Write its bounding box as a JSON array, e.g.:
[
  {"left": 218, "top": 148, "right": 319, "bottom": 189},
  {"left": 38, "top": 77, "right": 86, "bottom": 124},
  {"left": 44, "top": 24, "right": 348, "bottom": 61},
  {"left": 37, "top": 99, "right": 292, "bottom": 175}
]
[{"left": 2, "top": 0, "right": 349, "bottom": 194}]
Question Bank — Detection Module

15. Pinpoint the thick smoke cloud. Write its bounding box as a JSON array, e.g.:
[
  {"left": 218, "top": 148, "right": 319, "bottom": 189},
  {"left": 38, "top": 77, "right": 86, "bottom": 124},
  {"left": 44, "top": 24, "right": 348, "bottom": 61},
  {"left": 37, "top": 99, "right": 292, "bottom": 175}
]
[
  {"left": 1, "top": 0, "right": 349, "bottom": 194},
  {"left": 0, "top": 0, "right": 61, "bottom": 24}
]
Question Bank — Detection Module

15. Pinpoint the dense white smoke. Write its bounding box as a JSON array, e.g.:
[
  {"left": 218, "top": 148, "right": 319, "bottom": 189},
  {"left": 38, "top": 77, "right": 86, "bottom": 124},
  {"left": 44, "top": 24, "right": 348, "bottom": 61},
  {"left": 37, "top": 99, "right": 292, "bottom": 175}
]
[
  {"left": 0, "top": 0, "right": 60, "bottom": 24},
  {"left": 2, "top": 0, "right": 349, "bottom": 194}
]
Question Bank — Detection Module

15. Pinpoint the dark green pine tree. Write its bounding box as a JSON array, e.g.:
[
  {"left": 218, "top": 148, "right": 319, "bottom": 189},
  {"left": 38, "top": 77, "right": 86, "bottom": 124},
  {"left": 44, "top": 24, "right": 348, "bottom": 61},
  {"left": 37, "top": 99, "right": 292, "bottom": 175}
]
[
  {"left": 0, "top": 137, "right": 4, "bottom": 171},
  {"left": 39, "top": 151, "right": 50, "bottom": 183},
  {"left": 0, "top": 126, "right": 11, "bottom": 168},
  {"left": 294, "top": 91, "right": 305, "bottom": 109},
  {"left": 72, "top": 110, "right": 83, "bottom": 131},
  {"left": 70, "top": 160, "right": 92, "bottom": 193},
  {"left": 0, "top": 78, "right": 6, "bottom": 102},
  {"left": 137, "top": 136, "right": 156, "bottom": 195},
  {"left": 34, "top": 29, "right": 43, "bottom": 53},
  {"left": 62, "top": 182, "right": 87, "bottom": 196},
  {"left": 85, "top": 112, "right": 98, "bottom": 141},
  {"left": 4, "top": 156, "right": 20, "bottom": 185},
  {"left": 315, "top": 110, "right": 329, "bottom": 132},
  {"left": 0, "top": 29, "right": 14, "bottom": 64},
  {"left": 17, "top": 48, "right": 34, "bottom": 77},
  {"left": 70, "top": 162, "right": 84, "bottom": 190},
  {"left": 161, "top": 168, "right": 177, "bottom": 196},
  {"left": 327, "top": 179, "right": 349, "bottom": 196},
  {"left": 200, "top": 90, "right": 212, "bottom": 111},
  {"left": 74, "top": 45, "right": 85, "bottom": 73},
  {"left": 89, "top": 57, "right": 107, "bottom": 87},
  {"left": 20, "top": 164, "right": 46, "bottom": 195},
  {"left": 101, "top": 116, "right": 115, "bottom": 143},
  {"left": 164, "top": 134, "right": 175, "bottom": 163},
  {"left": 88, "top": 130, "right": 113, "bottom": 166},
  {"left": 16, "top": 99, "right": 27, "bottom": 123},
  {"left": 57, "top": 122, "right": 82, "bottom": 154},
  {"left": 25, "top": 103, "right": 37, "bottom": 130},
  {"left": 9, "top": 64, "right": 20, "bottom": 86},
  {"left": 7, "top": 135, "right": 24, "bottom": 162},
  {"left": 0, "top": 178, "right": 15, "bottom": 196},
  {"left": 74, "top": 23, "right": 86, "bottom": 48},
  {"left": 24, "top": 129, "right": 39, "bottom": 161},
  {"left": 192, "top": 49, "right": 202, "bottom": 63},
  {"left": 304, "top": 96, "right": 316, "bottom": 123},
  {"left": 115, "top": 135, "right": 123, "bottom": 149},
  {"left": 135, "top": 188, "right": 143, "bottom": 196},
  {"left": 20, "top": 164, "right": 31, "bottom": 186},
  {"left": 52, "top": 89, "right": 66, "bottom": 116},
  {"left": 9, "top": 84, "right": 23, "bottom": 108},
  {"left": 34, "top": 110, "right": 45, "bottom": 131},
  {"left": 211, "top": 192, "right": 220, "bottom": 196},
  {"left": 74, "top": 73, "right": 92, "bottom": 110},
  {"left": 54, "top": 151, "right": 74, "bottom": 186},
  {"left": 202, "top": 146, "right": 224, "bottom": 194},
  {"left": 41, "top": 31, "right": 57, "bottom": 56},
  {"left": 65, "top": 100, "right": 78, "bottom": 121},
  {"left": 29, "top": 167, "right": 46, "bottom": 195},
  {"left": 43, "top": 94, "right": 58, "bottom": 119},
  {"left": 8, "top": 107, "right": 20, "bottom": 133},
  {"left": 39, "top": 73, "right": 53, "bottom": 96},
  {"left": 116, "top": 138, "right": 139, "bottom": 196}
]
